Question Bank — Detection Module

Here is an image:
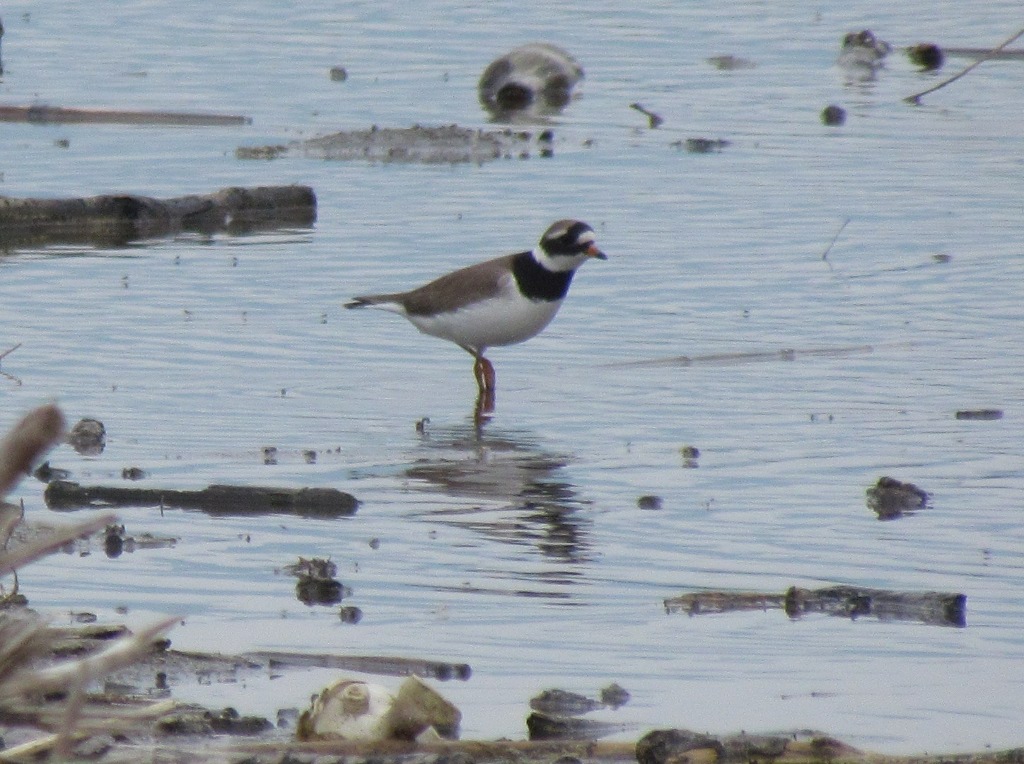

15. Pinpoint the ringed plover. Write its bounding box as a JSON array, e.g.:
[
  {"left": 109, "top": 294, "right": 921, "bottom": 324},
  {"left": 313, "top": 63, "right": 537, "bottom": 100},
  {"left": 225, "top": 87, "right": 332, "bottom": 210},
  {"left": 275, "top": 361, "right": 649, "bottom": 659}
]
[{"left": 345, "top": 220, "right": 606, "bottom": 408}]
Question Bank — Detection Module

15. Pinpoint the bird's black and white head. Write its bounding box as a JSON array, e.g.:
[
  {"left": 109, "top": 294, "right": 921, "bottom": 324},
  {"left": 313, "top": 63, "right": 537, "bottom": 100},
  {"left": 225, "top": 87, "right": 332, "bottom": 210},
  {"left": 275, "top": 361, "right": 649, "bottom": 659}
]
[{"left": 532, "top": 219, "right": 607, "bottom": 272}]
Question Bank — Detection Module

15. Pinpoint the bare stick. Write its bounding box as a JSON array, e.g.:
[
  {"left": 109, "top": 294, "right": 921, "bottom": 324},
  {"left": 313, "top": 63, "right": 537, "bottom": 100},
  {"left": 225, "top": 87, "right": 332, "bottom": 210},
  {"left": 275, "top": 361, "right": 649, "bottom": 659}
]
[
  {"left": 905, "top": 25, "right": 1024, "bottom": 104},
  {"left": 0, "top": 343, "right": 21, "bottom": 363},
  {"left": 821, "top": 218, "right": 850, "bottom": 270}
]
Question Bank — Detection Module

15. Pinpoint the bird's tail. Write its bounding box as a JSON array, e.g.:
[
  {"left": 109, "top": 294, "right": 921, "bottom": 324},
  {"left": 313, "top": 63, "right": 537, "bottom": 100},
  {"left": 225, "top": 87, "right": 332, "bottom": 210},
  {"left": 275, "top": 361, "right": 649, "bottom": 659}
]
[{"left": 348, "top": 296, "right": 387, "bottom": 311}]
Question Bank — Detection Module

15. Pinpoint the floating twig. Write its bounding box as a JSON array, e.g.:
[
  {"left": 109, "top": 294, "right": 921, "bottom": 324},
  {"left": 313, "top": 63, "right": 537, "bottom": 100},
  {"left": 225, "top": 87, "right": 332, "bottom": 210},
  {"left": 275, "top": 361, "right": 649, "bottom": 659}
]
[
  {"left": 0, "top": 104, "right": 250, "bottom": 126},
  {"left": 0, "top": 342, "right": 20, "bottom": 363},
  {"left": 821, "top": 217, "right": 850, "bottom": 270},
  {"left": 629, "top": 102, "right": 664, "bottom": 128},
  {"left": 904, "top": 25, "right": 1024, "bottom": 104},
  {"left": 0, "top": 343, "right": 22, "bottom": 386}
]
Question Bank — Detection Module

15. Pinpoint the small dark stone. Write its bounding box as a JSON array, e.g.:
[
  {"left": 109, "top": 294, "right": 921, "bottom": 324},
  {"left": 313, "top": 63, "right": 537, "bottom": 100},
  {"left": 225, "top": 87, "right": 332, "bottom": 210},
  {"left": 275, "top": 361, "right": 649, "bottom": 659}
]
[
  {"left": 339, "top": 605, "right": 363, "bottom": 624},
  {"left": 600, "top": 682, "right": 631, "bottom": 708},
  {"left": 34, "top": 461, "right": 71, "bottom": 482},
  {"left": 907, "top": 42, "right": 944, "bottom": 71},
  {"left": 295, "top": 577, "right": 346, "bottom": 606},
  {"left": 329, "top": 66, "right": 348, "bottom": 82},
  {"left": 67, "top": 418, "right": 105, "bottom": 456},
  {"left": 684, "top": 137, "right": 729, "bottom": 153},
  {"left": 104, "top": 524, "right": 125, "bottom": 558},
  {"left": 637, "top": 495, "right": 663, "bottom": 510},
  {"left": 207, "top": 707, "right": 272, "bottom": 735},
  {"left": 121, "top": 466, "right": 146, "bottom": 480},
  {"left": 526, "top": 711, "right": 613, "bottom": 741},
  {"left": 530, "top": 688, "right": 602, "bottom": 716},
  {"left": 156, "top": 712, "right": 213, "bottom": 736},
  {"left": 821, "top": 104, "right": 847, "bottom": 126},
  {"left": 636, "top": 729, "right": 726, "bottom": 764},
  {"left": 866, "top": 476, "right": 929, "bottom": 520}
]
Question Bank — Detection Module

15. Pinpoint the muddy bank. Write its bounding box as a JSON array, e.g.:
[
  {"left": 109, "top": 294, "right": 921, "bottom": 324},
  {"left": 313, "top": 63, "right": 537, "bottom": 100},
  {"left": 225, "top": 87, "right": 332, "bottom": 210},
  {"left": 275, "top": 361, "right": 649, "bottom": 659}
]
[{"left": 237, "top": 124, "right": 555, "bottom": 165}]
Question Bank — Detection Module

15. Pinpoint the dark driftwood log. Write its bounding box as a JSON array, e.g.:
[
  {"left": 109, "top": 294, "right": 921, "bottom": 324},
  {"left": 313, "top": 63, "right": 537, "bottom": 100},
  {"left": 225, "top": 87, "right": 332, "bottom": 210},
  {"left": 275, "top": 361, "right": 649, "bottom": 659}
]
[
  {"left": 44, "top": 480, "right": 357, "bottom": 519},
  {"left": 664, "top": 585, "right": 966, "bottom": 628},
  {"left": 0, "top": 185, "right": 316, "bottom": 248},
  {"left": 248, "top": 651, "right": 471, "bottom": 682},
  {"left": 0, "top": 104, "right": 251, "bottom": 126}
]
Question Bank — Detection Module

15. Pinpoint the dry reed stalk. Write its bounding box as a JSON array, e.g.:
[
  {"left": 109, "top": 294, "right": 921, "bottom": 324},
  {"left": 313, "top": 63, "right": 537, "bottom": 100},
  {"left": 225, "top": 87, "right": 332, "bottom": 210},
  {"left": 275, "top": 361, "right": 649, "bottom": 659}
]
[{"left": 0, "top": 403, "right": 65, "bottom": 498}]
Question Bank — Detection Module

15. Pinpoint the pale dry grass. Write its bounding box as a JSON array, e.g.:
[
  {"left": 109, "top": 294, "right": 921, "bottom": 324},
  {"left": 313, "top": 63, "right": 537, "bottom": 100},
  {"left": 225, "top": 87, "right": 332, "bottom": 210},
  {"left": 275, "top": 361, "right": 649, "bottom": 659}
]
[{"left": 0, "top": 404, "right": 178, "bottom": 761}]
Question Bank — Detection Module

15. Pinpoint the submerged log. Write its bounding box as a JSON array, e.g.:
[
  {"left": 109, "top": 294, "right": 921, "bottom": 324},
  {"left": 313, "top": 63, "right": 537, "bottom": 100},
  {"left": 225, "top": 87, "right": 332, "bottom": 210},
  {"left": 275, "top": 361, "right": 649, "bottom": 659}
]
[
  {"left": 664, "top": 585, "right": 966, "bottom": 627},
  {"left": 44, "top": 480, "right": 357, "bottom": 519},
  {"left": 0, "top": 185, "right": 316, "bottom": 249},
  {"left": 250, "top": 651, "right": 471, "bottom": 682},
  {"left": 0, "top": 103, "right": 250, "bottom": 126}
]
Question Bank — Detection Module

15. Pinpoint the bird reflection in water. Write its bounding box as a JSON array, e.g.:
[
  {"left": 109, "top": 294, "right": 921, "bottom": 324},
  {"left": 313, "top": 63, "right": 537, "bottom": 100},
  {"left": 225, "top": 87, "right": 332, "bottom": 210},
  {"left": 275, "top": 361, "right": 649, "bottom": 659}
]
[{"left": 404, "top": 420, "right": 591, "bottom": 573}]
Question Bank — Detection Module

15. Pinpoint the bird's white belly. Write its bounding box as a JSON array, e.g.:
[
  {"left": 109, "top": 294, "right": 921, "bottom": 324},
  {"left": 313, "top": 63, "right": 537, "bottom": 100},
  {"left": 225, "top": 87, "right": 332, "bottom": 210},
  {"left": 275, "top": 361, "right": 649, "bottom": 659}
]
[{"left": 408, "top": 293, "right": 562, "bottom": 352}]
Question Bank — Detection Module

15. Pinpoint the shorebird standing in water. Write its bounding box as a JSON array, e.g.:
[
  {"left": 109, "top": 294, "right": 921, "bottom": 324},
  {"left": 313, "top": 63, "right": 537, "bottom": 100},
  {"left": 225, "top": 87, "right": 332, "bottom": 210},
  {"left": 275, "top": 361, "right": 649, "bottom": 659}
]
[{"left": 345, "top": 220, "right": 606, "bottom": 418}]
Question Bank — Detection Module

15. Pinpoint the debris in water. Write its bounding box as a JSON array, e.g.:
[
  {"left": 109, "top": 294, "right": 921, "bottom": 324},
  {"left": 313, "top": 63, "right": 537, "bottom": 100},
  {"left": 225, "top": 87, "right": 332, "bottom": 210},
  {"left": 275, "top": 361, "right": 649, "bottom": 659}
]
[
  {"left": 866, "top": 476, "right": 929, "bottom": 520},
  {"left": 479, "top": 43, "right": 583, "bottom": 120}
]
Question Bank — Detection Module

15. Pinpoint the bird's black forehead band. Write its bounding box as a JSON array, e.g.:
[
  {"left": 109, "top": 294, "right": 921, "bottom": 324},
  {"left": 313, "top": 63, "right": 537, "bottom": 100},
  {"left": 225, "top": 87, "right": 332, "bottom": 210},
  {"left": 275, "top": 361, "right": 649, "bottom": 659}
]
[{"left": 543, "top": 222, "right": 594, "bottom": 255}]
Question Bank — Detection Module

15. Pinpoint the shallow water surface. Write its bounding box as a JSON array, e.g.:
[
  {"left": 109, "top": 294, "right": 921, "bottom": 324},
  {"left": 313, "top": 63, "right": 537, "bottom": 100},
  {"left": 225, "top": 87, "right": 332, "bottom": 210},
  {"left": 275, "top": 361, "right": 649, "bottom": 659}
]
[{"left": 1, "top": 0, "right": 1024, "bottom": 754}]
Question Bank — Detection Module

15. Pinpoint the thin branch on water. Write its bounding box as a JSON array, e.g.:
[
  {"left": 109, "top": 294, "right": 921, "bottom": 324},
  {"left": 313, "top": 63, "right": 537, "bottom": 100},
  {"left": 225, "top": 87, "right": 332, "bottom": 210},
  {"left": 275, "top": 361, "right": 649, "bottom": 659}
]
[
  {"left": 821, "top": 217, "right": 850, "bottom": 270},
  {"left": 0, "top": 342, "right": 22, "bottom": 363},
  {"left": 904, "top": 25, "right": 1024, "bottom": 104}
]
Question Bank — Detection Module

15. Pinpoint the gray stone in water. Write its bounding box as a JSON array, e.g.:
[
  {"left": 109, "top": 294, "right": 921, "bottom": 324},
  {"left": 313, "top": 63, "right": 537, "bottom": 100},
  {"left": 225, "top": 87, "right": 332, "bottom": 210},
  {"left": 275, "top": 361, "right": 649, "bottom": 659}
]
[{"left": 478, "top": 43, "right": 583, "bottom": 119}]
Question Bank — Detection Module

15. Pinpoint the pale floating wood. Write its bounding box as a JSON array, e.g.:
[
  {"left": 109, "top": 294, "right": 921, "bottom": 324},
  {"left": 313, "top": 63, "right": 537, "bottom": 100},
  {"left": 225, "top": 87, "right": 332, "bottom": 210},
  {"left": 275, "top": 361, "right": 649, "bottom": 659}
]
[
  {"left": 0, "top": 103, "right": 251, "bottom": 126},
  {"left": 0, "top": 185, "right": 316, "bottom": 248},
  {"left": 44, "top": 480, "right": 358, "bottom": 519}
]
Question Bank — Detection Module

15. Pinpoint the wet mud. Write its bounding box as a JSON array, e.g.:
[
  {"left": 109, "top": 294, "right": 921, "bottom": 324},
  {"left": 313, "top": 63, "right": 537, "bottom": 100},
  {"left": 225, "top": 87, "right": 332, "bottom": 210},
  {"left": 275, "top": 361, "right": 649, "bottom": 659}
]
[{"left": 237, "top": 125, "right": 556, "bottom": 165}]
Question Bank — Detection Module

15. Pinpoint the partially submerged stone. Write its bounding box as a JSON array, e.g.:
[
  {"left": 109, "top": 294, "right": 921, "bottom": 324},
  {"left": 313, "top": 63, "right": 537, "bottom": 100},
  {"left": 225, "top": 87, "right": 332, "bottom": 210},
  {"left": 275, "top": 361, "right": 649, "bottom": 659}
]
[
  {"left": 837, "top": 29, "right": 891, "bottom": 80},
  {"left": 866, "top": 475, "right": 929, "bottom": 519},
  {"left": 478, "top": 43, "right": 583, "bottom": 120},
  {"left": 67, "top": 417, "right": 105, "bottom": 456},
  {"left": 297, "top": 675, "right": 460, "bottom": 742}
]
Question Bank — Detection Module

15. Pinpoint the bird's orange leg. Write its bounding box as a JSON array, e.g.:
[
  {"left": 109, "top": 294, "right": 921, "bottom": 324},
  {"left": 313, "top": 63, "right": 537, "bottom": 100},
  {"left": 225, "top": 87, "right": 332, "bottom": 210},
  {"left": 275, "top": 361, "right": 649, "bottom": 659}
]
[
  {"left": 472, "top": 354, "right": 496, "bottom": 422},
  {"left": 473, "top": 355, "right": 496, "bottom": 393}
]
